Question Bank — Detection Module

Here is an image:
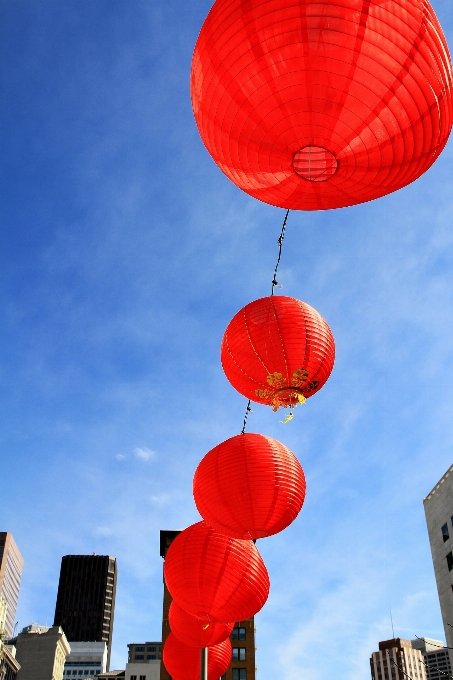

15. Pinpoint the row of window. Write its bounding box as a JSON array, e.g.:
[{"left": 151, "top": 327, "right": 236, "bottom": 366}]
[
  {"left": 65, "top": 672, "right": 100, "bottom": 676},
  {"left": 134, "top": 654, "right": 161, "bottom": 660},
  {"left": 130, "top": 676, "right": 147, "bottom": 680},
  {"left": 441, "top": 521, "right": 453, "bottom": 542},
  {"left": 232, "top": 628, "right": 246, "bottom": 641},
  {"left": 220, "top": 670, "right": 247, "bottom": 680},
  {"left": 135, "top": 646, "right": 161, "bottom": 652},
  {"left": 232, "top": 649, "right": 246, "bottom": 661}
]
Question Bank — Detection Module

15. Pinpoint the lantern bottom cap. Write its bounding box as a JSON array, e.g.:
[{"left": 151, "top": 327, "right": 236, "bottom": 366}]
[{"left": 293, "top": 146, "right": 338, "bottom": 182}]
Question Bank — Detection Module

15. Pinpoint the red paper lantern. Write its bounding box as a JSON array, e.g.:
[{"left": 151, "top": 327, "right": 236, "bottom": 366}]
[
  {"left": 193, "top": 433, "right": 306, "bottom": 540},
  {"left": 169, "top": 601, "right": 234, "bottom": 647},
  {"left": 221, "top": 296, "right": 335, "bottom": 410},
  {"left": 164, "top": 521, "right": 270, "bottom": 623},
  {"left": 191, "top": 0, "right": 453, "bottom": 210},
  {"left": 163, "top": 632, "right": 232, "bottom": 680}
]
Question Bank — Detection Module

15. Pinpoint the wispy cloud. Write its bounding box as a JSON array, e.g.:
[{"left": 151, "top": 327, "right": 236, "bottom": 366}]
[{"left": 134, "top": 446, "right": 155, "bottom": 462}]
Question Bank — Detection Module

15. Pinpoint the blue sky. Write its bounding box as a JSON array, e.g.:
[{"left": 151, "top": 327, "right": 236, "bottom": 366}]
[{"left": 1, "top": 0, "right": 453, "bottom": 676}]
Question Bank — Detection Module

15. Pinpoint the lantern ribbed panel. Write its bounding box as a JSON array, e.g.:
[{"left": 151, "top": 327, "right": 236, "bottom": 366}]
[
  {"left": 193, "top": 433, "right": 306, "bottom": 539},
  {"left": 221, "top": 296, "right": 335, "bottom": 408},
  {"left": 164, "top": 521, "right": 270, "bottom": 622},
  {"left": 163, "top": 632, "right": 232, "bottom": 680},
  {"left": 169, "top": 601, "right": 234, "bottom": 647},
  {"left": 191, "top": 0, "right": 453, "bottom": 210}
]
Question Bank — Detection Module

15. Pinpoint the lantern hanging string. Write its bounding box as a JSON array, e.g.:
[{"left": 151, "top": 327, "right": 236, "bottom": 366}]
[
  {"left": 241, "top": 400, "right": 252, "bottom": 434},
  {"left": 271, "top": 209, "right": 290, "bottom": 295}
]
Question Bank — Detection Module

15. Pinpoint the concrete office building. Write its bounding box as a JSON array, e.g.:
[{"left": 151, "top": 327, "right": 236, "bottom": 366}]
[
  {"left": 0, "top": 596, "right": 21, "bottom": 680},
  {"left": 125, "top": 642, "right": 161, "bottom": 680},
  {"left": 62, "top": 641, "right": 107, "bottom": 678},
  {"left": 412, "top": 638, "right": 452, "bottom": 680},
  {"left": 54, "top": 555, "right": 117, "bottom": 671},
  {"left": 127, "top": 643, "right": 161, "bottom": 663},
  {"left": 0, "top": 533, "right": 24, "bottom": 638},
  {"left": 424, "top": 464, "right": 453, "bottom": 662},
  {"left": 370, "top": 638, "right": 428, "bottom": 680},
  {"left": 14, "top": 624, "right": 70, "bottom": 680},
  {"left": 159, "top": 530, "right": 256, "bottom": 680}
]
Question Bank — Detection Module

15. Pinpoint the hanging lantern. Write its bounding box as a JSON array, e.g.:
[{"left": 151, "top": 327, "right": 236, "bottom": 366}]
[
  {"left": 193, "top": 433, "right": 306, "bottom": 540},
  {"left": 221, "top": 296, "right": 335, "bottom": 410},
  {"left": 169, "top": 601, "right": 234, "bottom": 647},
  {"left": 191, "top": 0, "right": 453, "bottom": 210},
  {"left": 163, "top": 632, "right": 232, "bottom": 680},
  {"left": 164, "top": 521, "right": 270, "bottom": 623}
]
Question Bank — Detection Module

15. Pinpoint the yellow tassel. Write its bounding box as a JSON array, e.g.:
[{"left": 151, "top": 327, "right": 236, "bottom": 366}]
[
  {"left": 297, "top": 394, "right": 306, "bottom": 405},
  {"left": 202, "top": 623, "right": 210, "bottom": 630},
  {"left": 280, "top": 412, "right": 294, "bottom": 424}
]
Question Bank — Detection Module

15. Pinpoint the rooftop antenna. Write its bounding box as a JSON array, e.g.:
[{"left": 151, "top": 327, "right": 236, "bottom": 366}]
[{"left": 390, "top": 609, "right": 395, "bottom": 638}]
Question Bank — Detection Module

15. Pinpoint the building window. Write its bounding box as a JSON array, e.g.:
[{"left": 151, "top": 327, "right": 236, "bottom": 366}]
[
  {"left": 233, "top": 648, "right": 246, "bottom": 661},
  {"left": 232, "top": 670, "right": 246, "bottom": 680},
  {"left": 232, "top": 628, "right": 246, "bottom": 640},
  {"left": 136, "top": 646, "right": 145, "bottom": 651},
  {"left": 140, "top": 676, "right": 146, "bottom": 680},
  {"left": 135, "top": 655, "right": 145, "bottom": 660},
  {"left": 130, "top": 676, "right": 137, "bottom": 680},
  {"left": 442, "top": 524, "right": 450, "bottom": 542},
  {"left": 147, "top": 655, "right": 156, "bottom": 660},
  {"left": 447, "top": 553, "right": 453, "bottom": 571},
  {"left": 148, "top": 646, "right": 156, "bottom": 652}
]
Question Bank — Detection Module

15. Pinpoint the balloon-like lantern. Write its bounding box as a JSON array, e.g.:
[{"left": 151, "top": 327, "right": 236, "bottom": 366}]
[
  {"left": 193, "top": 433, "right": 306, "bottom": 539},
  {"left": 164, "top": 521, "right": 270, "bottom": 622},
  {"left": 191, "top": 0, "right": 453, "bottom": 210},
  {"left": 163, "top": 632, "right": 232, "bottom": 680},
  {"left": 169, "top": 601, "right": 234, "bottom": 647},
  {"left": 221, "top": 296, "right": 335, "bottom": 410}
]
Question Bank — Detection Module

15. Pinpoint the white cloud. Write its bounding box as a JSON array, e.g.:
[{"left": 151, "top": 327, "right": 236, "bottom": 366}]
[
  {"left": 134, "top": 446, "right": 156, "bottom": 462},
  {"left": 115, "top": 453, "right": 127, "bottom": 461}
]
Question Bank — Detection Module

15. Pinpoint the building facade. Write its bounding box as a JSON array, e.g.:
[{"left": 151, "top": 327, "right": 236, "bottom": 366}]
[
  {"left": 0, "top": 596, "right": 21, "bottom": 680},
  {"left": 0, "top": 534, "right": 24, "bottom": 639},
  {"left": 14, "top": 624, "right": 70, "bottom": 680},
  {"left": 127, "top": 643, "right": 161, "bottom": 663},
  {"left": 159, "top": 530, "right": 256, "bottom": 680},
  {"left": 423, "top": 464, "right": 453, "bottom": 663},
  {"left": 370, "top": 638, "right": 428, "bottom": 680},
  {"left": 411, "top": 638, "right": 452, "bottom": 680},
  {"left": 54, "top": 555, "right": 117, "bottom": 671},
  {"left": 62, "top": 641, "right": 107, "bottom": 678}
]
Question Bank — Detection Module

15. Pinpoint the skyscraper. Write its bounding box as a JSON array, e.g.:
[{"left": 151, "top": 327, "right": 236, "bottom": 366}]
[
  {"left": 0, "top": 533, "right": 24, "bottom": 638},
  {"left": 370, "top": 638, "right": 428, "bottom": 680},
  {"left": 53, "top": 554, "right": 117, "bottom": 670},
  {"left": 423, "top": 464, "right": 453, "bottom": 660},
  {"left": 159, "top": 530, "right": 256, "bottom": 680}
]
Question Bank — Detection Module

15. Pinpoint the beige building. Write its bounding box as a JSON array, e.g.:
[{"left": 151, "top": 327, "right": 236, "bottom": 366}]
[
  {"left": 423, "top": 464, "right": 453, "bottom": 667},
  {"left": 370, "top": 638, "right": 428, "bottom": 680},
  {"left": 412, "top": 637, "right": 452, "bottom": 680},
  {"left": 15, "top": 624, "right": 70, "bottom": 680},
  {"left": 0, "top": 533, "right": 24, "bottom": 638},
  {"left": 0, "top": 594, "right": 21, "bottom": 679}
]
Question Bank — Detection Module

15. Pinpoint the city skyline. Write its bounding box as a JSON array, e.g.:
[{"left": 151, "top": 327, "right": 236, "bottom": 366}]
[{"left": 1, "top": 0, "right": 453, "bottom": 677}]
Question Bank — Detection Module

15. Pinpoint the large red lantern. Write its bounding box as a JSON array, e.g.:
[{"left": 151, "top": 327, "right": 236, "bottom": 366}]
[
  {"left": 169, "top": 601, "right": 234, "bottom": 647},
  {"left": 164, "top": 521, "right": 270, "bottom": 622},
  {"left": 193, "top": 433, "right": 306, "bottom": 540},
  {"left": 191, "top": 0, "right": 453, "bottom": 210},
  {"left": 221, "top": 296, "right": 335, "bottom": 410},
  {"left": 163, "top": 632, "right": 232, "bottom": 680}
]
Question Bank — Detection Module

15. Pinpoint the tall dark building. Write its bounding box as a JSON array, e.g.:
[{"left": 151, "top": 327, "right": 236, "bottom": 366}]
[
  {"left": 53, "top": 554, "right": 117, "bottom": 670},
  {"left": 159, "top": 530, "right": 256, "bottom": 680}
]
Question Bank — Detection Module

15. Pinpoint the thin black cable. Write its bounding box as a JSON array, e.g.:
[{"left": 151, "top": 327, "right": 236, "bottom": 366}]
[
  {"left": 271, "top": 209, "right": 290, "bottom": 295},
  {"left": 387, "top": 647, "right": 453, "bottom": 680},
  {"left": 241, "top": 400, "right": 252, "bottom": 434}
]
